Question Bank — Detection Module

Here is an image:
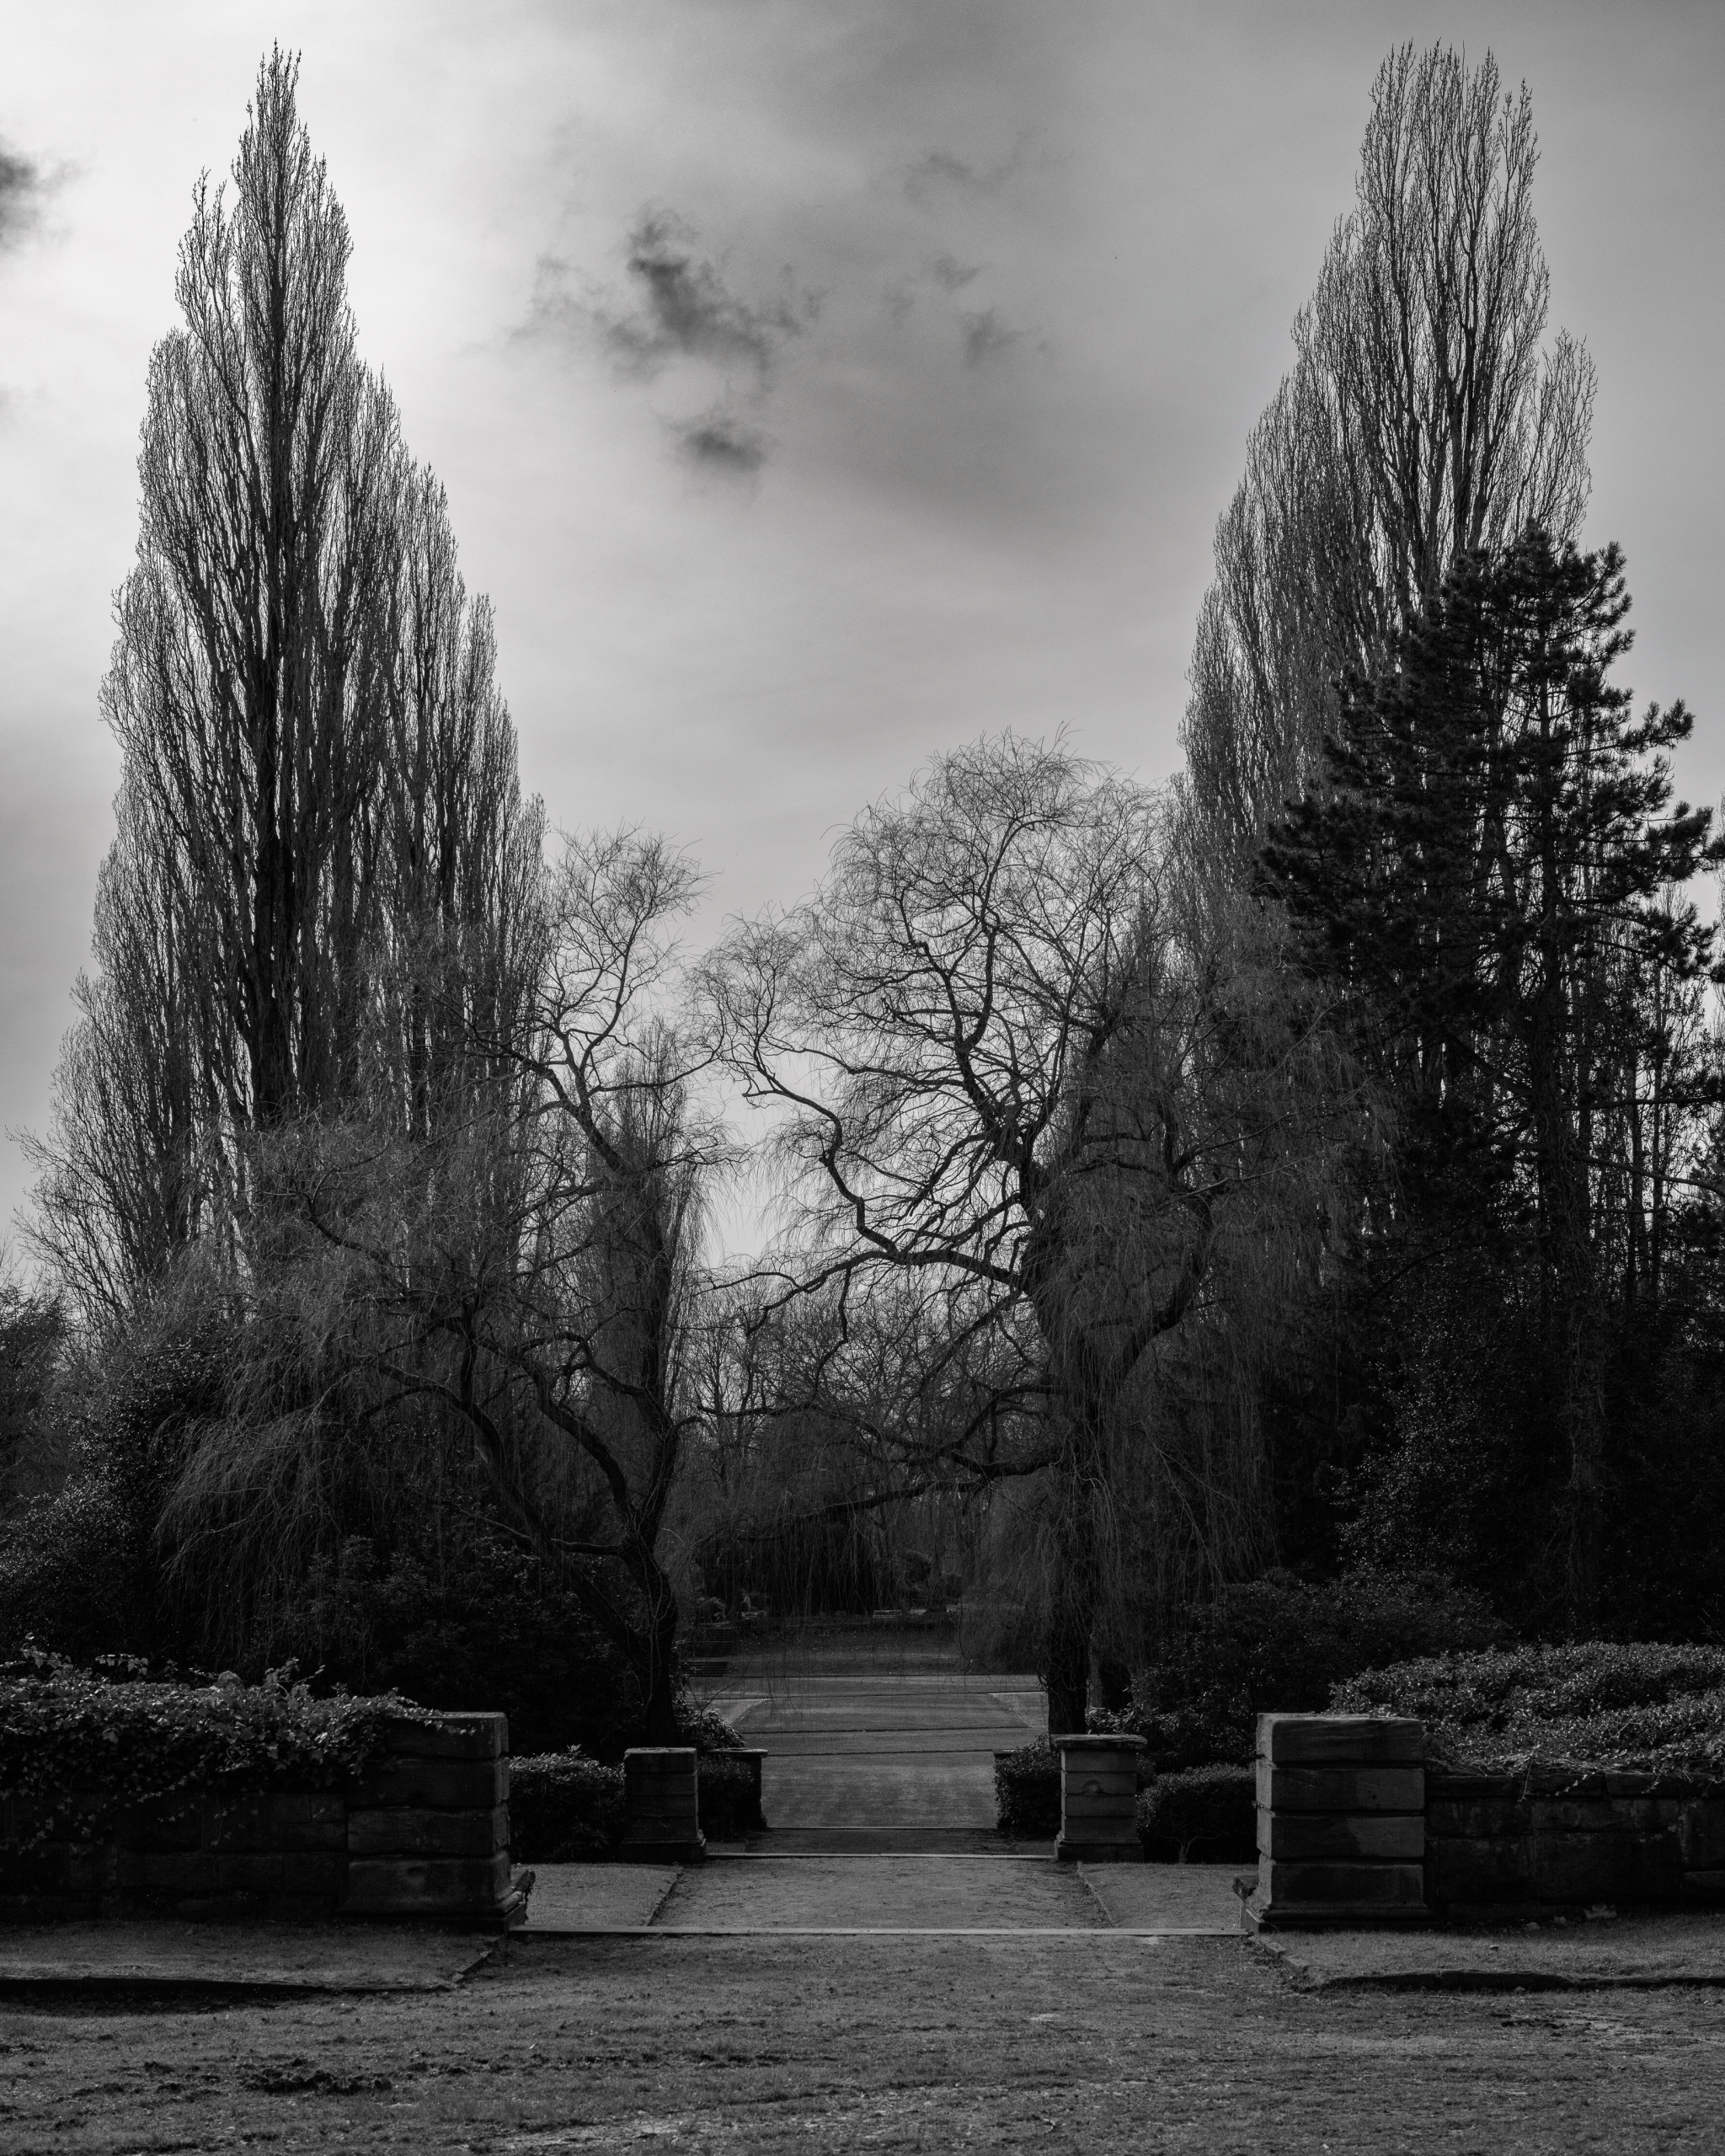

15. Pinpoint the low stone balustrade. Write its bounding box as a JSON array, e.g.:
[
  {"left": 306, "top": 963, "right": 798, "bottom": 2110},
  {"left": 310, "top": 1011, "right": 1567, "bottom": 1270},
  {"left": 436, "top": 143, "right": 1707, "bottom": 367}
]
[
  {"left": 1055, "top": 1733, "right": 1145, "bottom": 1862},
  {"left": 620, "top": 1747, "right": 706, "bottom": 1862},
  {"left": 0, "top": 1709, "right": 524, "bottom": 1928},
  {"left": 1245, "top": 1714, "right": 1429, "bottom": 1930}
]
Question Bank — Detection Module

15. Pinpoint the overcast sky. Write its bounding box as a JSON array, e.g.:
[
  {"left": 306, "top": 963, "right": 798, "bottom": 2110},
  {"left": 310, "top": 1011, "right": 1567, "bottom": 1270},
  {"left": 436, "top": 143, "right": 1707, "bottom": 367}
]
[{"left": 0, "top": 0, "right": 1721, "bottom": 1249}]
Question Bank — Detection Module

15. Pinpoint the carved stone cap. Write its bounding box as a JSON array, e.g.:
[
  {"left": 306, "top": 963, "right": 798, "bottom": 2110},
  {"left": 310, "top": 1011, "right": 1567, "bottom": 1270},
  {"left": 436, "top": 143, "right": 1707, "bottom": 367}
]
[{"left": 1053, "top": 1733, "right": 1147, "bottom": 1752}]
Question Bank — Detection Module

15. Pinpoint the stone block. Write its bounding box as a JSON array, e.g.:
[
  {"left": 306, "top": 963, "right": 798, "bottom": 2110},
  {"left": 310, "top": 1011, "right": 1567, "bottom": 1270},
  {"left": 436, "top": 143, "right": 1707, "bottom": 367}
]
[
  {"left": 1258, "top": 1859, "right": 1426, "bottom": 1907},
  {"left": 1258, "top": 1812, "right": 1423, "bottom": 1862},
  {"left": 351, "top": 1758, "right": 509, "bottom": 1811},
  {"left": 1428, "top": 1772, "right": 1523, "bottom": 1803},
  {"left": 625, "top": 1747, "right": 698, "bottom": 1776},
  {"left": 377, "top": 1712, "right": 508, "bottom": 1762},
  {"left": 1258, "top": 1715, "right": 1423, "bottom": 1766},
  {"left": 1526, "top": 1828, "right": 1664, "bottom": 1897},
  {"left": 214, "top": 1854, "right": 284, "bottom": 1895},
  {"left": 1428, "top": 1796, "right": 1532, "bottom": 1839},
  {"left": 265, "top": 1794, "right": 347, "bottom": 1851},
  {"left": 1061, "top": 1792, "right": 1138, "bottom": 1822},
  {"left": 1062, "top": 1768, "right": 1138, "bottom": 1799},
  {"left": 348, "top": 1805, "right": 509, "bottom": 1858},
  {"left": 114, "top": 1798, "right": 201, "bottom": 1853},
  {"left": 204, "top": 1795, "right": 279, "bottom": 1853},
  {"left": 141, "top": 1853, "right": 211, "bottom": 1894},
  {"left": 277, "top": 1852, "right": 345, "bottom": 1898},
  {"left": 0, "top": 1854, "right": 60, "bottom": 1898},
  {"left": 344, "top": 1851, "right": 512, "bottom": 1913},
  {"left": 1426, "top": 1834, "right": 1530, "bottom": 1904},
  {"left": 1678, "top": 1800, "right": 1725, "bottom": 1871},
  {"left": 1053, "top": 1734, "right": 1148, "bottom": 1755},
  {"left": 1530, "top": 1799, "right": 1623, "bottom": 1836},
  {"left": 1256, "top": 1762, "right": 1424, "bottom": 1815}
]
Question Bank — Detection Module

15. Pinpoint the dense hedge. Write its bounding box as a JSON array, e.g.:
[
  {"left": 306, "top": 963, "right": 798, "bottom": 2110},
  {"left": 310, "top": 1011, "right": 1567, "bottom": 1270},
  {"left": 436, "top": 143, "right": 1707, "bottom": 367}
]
[
  {"left": 0, "top": 1650, "right": 429, "bottom": 1848},
  {"left": 1333, "top": 1641, "right": 1725, "bottom": 1771},
  {"left": 1136, "top": 1765, "right": 1256, "bottom": 1862},
  {"left": 697, "top": 1752, "right": 766, "bottom": 1840},
  {"left": 994, "top": 1741, "right": 1061, "bottom": 1838},
  {"left": 509, "top": 1754, "right": 626, "bottom": 1859}
]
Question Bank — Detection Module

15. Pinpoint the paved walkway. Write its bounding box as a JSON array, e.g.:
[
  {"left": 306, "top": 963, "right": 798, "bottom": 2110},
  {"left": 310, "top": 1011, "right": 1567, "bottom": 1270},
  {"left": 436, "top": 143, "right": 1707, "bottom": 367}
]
[
  {"left": 521, "top": 1857, "right": 1245, "bottom": 1933},
  {"left": 705, "top": 1627, "right": 1044, "bottom": 1850}
]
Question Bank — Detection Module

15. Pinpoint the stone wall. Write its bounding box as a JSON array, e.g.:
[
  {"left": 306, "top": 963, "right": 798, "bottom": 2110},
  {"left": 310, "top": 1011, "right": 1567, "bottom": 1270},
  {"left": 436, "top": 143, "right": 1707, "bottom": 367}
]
[
  {"left": 1427, "top": 1765, "right": 1725, "bottom": 1912},
  {"left": 0, "top": 1710, "right": 521, "bottom": 1928}
]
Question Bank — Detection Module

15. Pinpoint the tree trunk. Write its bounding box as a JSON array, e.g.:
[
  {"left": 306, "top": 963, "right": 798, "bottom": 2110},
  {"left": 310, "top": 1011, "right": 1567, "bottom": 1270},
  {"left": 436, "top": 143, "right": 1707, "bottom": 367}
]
[
  {"left": 1043, "top": 1461, "right": 1095, "bottom": 1737},
  {"left": 1044, "top": 1608, "right": 1090, "bottom": 1739}
]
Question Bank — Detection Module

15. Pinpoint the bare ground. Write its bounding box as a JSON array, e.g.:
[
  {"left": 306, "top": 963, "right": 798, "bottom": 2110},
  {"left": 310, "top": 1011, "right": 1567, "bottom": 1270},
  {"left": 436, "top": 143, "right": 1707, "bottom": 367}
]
[{"left": 8, "top": 1929, "right": 1725, "bottom": 2153}]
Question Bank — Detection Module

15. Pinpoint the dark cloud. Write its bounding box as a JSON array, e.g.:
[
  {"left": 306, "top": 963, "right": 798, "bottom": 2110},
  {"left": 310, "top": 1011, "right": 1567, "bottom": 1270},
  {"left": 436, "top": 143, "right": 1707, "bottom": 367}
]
[
  {"left": 525, "top": 208, "right": 820, "bottom": 473},
  {"left": 676, "top": 410, "right": 768, "bottom": 476},
  {"left": 960, "top": 308, "right": 1020, "bottom": 366},
  {"left": 590, "top": 210, "right": 815, "bottom": 384},
  {"left": 0, "top": 142, "right": 45, "bottom": 250}
]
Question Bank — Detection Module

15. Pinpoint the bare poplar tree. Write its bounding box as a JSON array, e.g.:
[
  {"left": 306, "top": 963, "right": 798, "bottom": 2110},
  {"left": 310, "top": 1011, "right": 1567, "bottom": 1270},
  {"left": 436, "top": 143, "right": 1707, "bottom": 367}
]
[
  {"left": 100, "top": 47, "right": 402, "bottom": 1132},
  {"left": 29, "top": 51, "right": 540, "bottom": 1320},
  {"left": 1180, "top": 42, "right": 1595, "bottom": 886}
]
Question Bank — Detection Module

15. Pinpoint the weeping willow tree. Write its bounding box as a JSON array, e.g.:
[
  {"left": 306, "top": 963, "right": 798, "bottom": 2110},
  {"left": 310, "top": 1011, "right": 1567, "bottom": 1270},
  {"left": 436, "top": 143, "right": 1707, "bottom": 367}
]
[
  {"left": 147, "top": 831, "right": 725, "bottom": 1743},
  {"left": 1178, "top": 42, "right": 1594, "bottom": 904},
  {"left": 710, "top": 736, "right": 1370, "bottom": 1735}
]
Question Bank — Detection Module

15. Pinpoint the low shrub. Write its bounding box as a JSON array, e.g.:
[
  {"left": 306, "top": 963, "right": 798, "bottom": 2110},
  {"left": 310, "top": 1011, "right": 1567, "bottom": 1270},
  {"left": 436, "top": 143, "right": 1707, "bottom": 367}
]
[
  {"left": 508, "top": 1753, "right": 625, "bottom": 1860},
  {"left": 994, "top": 1740, "right": 1060, "bottom": 1838},
  {"left": 1136, "top": 1764, "right": 1257, "bottom": 1863},
  {"left": 1333, "top": 1640, "right": 1725, "bottom": 1772},
  {"left": 0, "top": 1649, "right": 427, "bottom": 1849},
  {"left": 698, "top": 1752, "right": 765, "bottom": 1839},
  {"left": 675, "top": 1697, "right": 742, "bottom": 1753}
]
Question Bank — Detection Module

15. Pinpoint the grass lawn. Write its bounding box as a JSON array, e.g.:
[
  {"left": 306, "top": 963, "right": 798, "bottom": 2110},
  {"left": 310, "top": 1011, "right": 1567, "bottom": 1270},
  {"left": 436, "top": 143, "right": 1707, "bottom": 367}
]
[{"left": 5, "top": 1931, "right": 1722, "bottom": 2152}]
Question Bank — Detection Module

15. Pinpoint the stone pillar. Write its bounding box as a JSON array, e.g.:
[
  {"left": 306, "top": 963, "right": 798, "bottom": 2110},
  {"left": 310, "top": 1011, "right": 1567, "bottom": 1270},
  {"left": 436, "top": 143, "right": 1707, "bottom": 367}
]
[
  {"left": 344, "top": 1710, "right": 523, "bottom": 1928},
  {"left": 621, "top": 1747, "right": 706, "bottom": 1863},
  {"left": 1244, "top": 1714, "right": 1428, "bottom": 1930},
  {"left": 1055, "top": 1733, "right": 1146, "bottom": 1863}
]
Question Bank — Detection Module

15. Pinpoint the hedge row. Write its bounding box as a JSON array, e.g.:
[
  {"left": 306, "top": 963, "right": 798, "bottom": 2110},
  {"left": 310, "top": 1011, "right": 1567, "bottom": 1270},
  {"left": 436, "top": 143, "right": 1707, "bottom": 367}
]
[
  {"left": 0, "top": 1650, "right": 432, "bottom": 1850},
  {"left": 1333, "top": 1641, "right": 1725, "bottom": 1773}
]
